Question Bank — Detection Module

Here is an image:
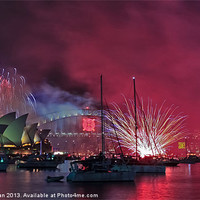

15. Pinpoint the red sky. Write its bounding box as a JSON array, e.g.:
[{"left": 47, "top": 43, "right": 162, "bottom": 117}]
[{"left": 0, "top": 1, "right": 200, "bottom": 132}]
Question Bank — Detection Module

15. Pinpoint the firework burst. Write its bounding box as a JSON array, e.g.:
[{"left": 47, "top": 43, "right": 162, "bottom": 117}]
[
  {"left": 0, "top": 68, "right": 36, "bottom": 117},
  {"left": 105, "top": 98, "right": 187, "bottom": 157}
]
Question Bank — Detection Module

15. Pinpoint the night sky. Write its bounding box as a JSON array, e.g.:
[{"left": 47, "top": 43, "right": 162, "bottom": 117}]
[{"left": 0, "top": 1, "right": 200, "bottom": 132}]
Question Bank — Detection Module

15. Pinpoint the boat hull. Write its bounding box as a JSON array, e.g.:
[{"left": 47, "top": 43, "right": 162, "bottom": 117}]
[
  {"left": 163, "top": 162, "right": 179, "bottom": 167},
  {"left": 18, "top": 161, "right": 58, "bottom": 168},
  {"left": 67, "top": 171, "right": 135, "bottom": 182},
  {"left": 128, "top": 165, "right": 165, "bottom": 173}
]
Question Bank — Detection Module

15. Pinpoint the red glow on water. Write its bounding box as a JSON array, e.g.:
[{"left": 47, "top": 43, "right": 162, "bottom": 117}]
[{"left": 82, "top": 118, "right": 95, "bottom": 132}]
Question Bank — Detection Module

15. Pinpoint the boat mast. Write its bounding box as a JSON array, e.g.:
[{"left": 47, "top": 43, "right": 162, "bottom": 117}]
[
  {"left": 185, "top": 137, "right": 188, "bottom": 158},
  {"left": 40, "top": 139, "right": 42, "bottom": 155},
  {"left": 133, "top": 77, "right": 138, "bottom": 161},
  {"left": 101, "top": 75, "right": 105, "bottom": 155}
]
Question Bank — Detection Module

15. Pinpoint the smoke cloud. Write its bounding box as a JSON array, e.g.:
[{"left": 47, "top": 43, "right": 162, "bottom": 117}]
[
  {"left": 0, "top": 2, "right": 200, "bottom": 130},
  {"left": 34, "top": 83, "right": 97, "bottom": 118}
]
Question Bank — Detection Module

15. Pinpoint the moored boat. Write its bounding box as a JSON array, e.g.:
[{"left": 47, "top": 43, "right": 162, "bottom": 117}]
[
  {"left": 179, "top": 155, "right": 200, "bottom": 164},
  {"left": 160, "top": 158, "right": 179, "bottom": 166},
  {"left": 111, "top": 156, "right": 166, "bottom": 173},
  {"left": 17, "top": 155, "right": 59, "bottom": 169},
  {"left": 67, "top": 158, "right": 135, "bottom": 182},
  {"left": 46, "top": 176, "right": 64, "bottom": 182}
]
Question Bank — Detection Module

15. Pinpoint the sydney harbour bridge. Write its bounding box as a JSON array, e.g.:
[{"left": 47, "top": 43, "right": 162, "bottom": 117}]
[{"left": 37, "top": 108, "right": 103, "bottom": 156}]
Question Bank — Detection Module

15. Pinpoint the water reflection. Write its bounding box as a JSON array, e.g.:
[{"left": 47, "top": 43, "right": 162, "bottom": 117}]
[
  {"left": 1, "top": 164, "right": 200, "bottom": 199},
  {"left": 133, "top": 173, "right": 166, "bottom": 200},
  {"left": 188, "top": 164, "right": 191, "bottom": 176},
  {"left": 7, "top": 164, "right": 58, "bottom": 173}
]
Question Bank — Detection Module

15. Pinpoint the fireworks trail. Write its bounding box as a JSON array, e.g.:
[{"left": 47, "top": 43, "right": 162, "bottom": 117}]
[
  {"left": 105, "top": 98, "right": 187, "bottom": 157},
  {"left": 0, "top": 68, "right": 36, "bottom": 117}
]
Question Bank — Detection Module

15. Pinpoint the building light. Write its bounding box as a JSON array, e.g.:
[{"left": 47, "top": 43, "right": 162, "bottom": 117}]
[
  {"left": 82, "top": 118, "right": 95, "bottom": 132},
  {"left": 3, "top": 145, "right": 16, "bottom": 148}
]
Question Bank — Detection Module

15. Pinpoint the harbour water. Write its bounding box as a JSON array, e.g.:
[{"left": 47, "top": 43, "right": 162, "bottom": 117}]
[{"left": 0, "top": 163, "right": 200, "bottom": 200}]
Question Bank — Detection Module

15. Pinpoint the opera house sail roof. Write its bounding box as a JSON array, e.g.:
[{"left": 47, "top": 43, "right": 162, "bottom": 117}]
[{"left": 0, "top": 112, "right": 50, "bottom": 147}]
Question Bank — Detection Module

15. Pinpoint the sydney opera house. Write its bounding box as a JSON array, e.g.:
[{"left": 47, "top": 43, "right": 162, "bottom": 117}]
[
  {"left": 0, "top": 109, "right": 103, "bottom": 156},
  {"left": 0, "top": 112, "right": 51, "bottom": 154}
]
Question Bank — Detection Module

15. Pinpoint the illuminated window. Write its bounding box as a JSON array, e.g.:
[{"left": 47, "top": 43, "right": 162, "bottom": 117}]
[{"left": 82, "top": 118, "right": 95, "bottom": 132}]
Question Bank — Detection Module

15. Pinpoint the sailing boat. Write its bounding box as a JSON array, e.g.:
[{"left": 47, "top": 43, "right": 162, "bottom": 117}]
[
  {"left": 67, "top": 75, "right": 135, "bottom": 182},
  {"left": 125, "top": 77, "right": 165, "bottom": 173}
]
